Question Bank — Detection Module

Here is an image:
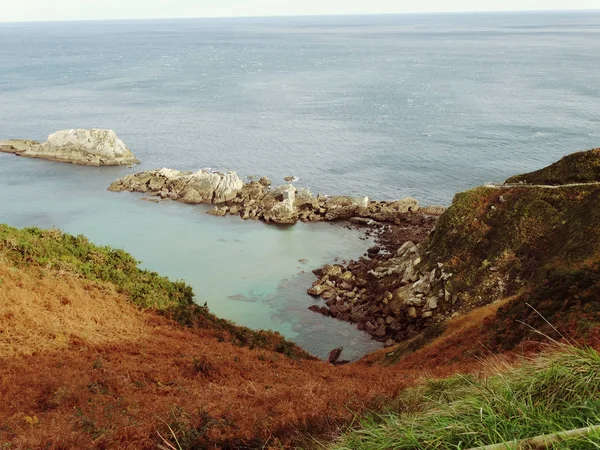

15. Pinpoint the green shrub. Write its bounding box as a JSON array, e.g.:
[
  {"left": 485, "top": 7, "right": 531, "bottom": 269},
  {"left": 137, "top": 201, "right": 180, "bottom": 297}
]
[{"left": 0, "top": 224, "right": 193, "bottom": 309}]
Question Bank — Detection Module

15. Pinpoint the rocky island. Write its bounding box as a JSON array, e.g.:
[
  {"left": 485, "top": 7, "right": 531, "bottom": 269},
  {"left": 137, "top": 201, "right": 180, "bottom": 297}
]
[
  {"left": 0, "top": 129, "right": 139, "bottom": 166},
  {"left": 108, "top": 168, "right": 444, "bottom": 224}
]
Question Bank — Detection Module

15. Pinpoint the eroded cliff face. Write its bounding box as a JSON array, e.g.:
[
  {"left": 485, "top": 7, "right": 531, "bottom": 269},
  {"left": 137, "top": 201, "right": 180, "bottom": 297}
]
[{"left": 0, "top": 129, "right": 140, "bottom": 166}]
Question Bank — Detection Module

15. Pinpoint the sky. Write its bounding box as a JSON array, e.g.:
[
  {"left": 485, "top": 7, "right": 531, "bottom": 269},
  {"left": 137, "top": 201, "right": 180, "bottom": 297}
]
[{"left": 0, "top": 0, "right": 598, "bottom": 23}]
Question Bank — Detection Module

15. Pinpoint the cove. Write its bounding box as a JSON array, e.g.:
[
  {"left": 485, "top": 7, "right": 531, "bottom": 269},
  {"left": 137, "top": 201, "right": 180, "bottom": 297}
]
[{"left": 0, "top": 155, "right": 382, "bottom": 359}]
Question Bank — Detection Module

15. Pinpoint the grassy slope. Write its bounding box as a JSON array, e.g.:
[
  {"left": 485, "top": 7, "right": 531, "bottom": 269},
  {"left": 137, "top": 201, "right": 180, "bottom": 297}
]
[
  {"left": 0, "top": 224, "right": 309, "bottom": 358},
  {"left": 505, "top": 147, "right": 600, "bottom": 185},
  {"left": 0, "top": 225, "right": 417, "bottom": 449},
  {"left": 333, "top": 345, "right": 600, "bottom": 450}
]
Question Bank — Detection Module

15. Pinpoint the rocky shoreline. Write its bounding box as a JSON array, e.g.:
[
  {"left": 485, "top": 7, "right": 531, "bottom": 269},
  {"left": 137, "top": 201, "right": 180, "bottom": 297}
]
[
  {"left": 108, "top": 168, "right": 445, "bottom": 225},
  {"left": 108, "top": 167, "right": 449, "bottom": 346},
  {"left": 308, "top": 214, "right": 450, "bottom": 346}
]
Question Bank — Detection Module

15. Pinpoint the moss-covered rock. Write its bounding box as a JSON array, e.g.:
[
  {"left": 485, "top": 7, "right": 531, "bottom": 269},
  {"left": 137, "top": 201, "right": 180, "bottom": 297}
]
[{"left": 426, "top": 184, "right": 600, "bottom": 307}]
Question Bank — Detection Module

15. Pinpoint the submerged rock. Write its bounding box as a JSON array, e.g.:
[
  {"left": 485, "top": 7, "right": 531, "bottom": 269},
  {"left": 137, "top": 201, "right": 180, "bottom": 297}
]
[{"left": 1, "top": 129, "right": 140, "bottom": 166}]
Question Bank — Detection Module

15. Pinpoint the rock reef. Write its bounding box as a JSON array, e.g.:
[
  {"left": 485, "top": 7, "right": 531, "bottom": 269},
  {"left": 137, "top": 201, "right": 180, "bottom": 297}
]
[
  {"left": 0, "top": 129, "right": 139, "bottom": 166},
  {"left": 307, "top": 215, "right": 440, "bottom": 345},
  {"left": 108, "top": 168, "right": 438, "bottom": 225}
]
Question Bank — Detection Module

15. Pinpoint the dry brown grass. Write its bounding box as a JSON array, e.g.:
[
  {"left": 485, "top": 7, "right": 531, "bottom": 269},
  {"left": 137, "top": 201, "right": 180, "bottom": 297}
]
[
  {"left": 361, "top": 296, "right": 517, "bottom": 376},
  {"left": 0, "top": 263, "right": 419, "bottom": 449},
  {"left": 0, "top": 264, "right": 150, "bottom": 357},
  {"left": 363, "top": 293, "right": 600, "bottom": 381}
]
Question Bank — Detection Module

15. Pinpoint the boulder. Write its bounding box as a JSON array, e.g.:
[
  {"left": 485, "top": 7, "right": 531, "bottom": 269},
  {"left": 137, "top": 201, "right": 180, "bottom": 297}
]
[
  {"left": 328, "top": 347, "right": 344, "bottom": 364},
  {"left": 16, "top": 129, "right": 139, "bottom": 166},
  {"left": 321, "top": 290, "right": 335, "bottom": 300},
  {"left": 319, "top": 265, "right": 344, "bottom": 279},
  {"left": 214, "top": 171, "right": 244, "bottom": 203},
  {"left": 323, "top": 196, "right": 369, "bottom": 221},
  {"left": 261, "top": 184, "right": 298, "bottom": 224},
  {"left": 180, "top": 171, "right": 222, "bottom": 204},
  {"left": 364, "top": 321, "right": 377, "bottom": 334},
  {"left": 423, "top": 297, "right": 438, "bottom": 311},
  {"left": 307, "top": 285, "right": 329, "bottom": 297},
  {"left": 390, "top": 197, "right": 420, "bottom": 213}
]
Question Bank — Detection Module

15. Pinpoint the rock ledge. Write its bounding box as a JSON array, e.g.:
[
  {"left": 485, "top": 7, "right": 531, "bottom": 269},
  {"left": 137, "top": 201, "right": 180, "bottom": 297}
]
[{"left": 108, "top": 168, "right": 442, "bottom": 225}]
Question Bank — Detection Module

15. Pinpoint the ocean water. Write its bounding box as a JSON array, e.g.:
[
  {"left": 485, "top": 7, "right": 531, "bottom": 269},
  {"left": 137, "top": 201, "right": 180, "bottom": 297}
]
[{"left": 1, "top": 12, "right": 600, "bottom": 358}]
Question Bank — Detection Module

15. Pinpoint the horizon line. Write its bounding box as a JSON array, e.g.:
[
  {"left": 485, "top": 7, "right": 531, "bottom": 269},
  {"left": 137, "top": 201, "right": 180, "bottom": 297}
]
[{"left": 1, "top": 8, "right": 599, "bottom": 25}]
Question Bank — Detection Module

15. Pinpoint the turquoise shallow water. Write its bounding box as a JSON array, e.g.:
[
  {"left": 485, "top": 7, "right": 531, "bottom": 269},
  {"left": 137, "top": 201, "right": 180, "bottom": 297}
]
[{"left": 0, "top": 155, "right": 382, "bottom": 359}]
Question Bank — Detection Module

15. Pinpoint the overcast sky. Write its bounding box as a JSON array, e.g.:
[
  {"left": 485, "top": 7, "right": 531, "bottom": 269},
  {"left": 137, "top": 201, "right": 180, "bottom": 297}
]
[{"left": 0, "top": 0, "right": 598, "bottom": 22}]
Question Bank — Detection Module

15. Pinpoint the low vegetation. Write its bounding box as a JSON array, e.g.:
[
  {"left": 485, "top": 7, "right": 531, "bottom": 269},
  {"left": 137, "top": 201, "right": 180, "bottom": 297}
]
[
  {"left": 0, "top": 224, "right": 411, "bottom": 448},
  {"left": 333, "top": 345, "right": 600, "bottom": 450},
  {"left": 0, "top": 224, "right": 193, "bottom": 309},
  {"left": 505, "top": 147, "right": 600, "bottom": 185},
  {"left": 424, "top": 182, "right": 600, "bottom": 346},
  {"left": 0, "top": 224, "right": 310, "bottom": 358}
]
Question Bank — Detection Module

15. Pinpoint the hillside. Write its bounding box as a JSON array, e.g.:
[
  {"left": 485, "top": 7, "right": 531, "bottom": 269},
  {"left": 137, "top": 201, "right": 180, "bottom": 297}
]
[
  {"left": 0, "top": 226, "right": 415, "bottom": 449},
  {"left": 328, "top": 149, "right": 600, "bottom": 448},
  {"left": 305, "top": 151, "right": 600, "bottom": 350},
  {"left": 3, "top": 148, "right": 600, "bottom": 449},
  {"left": 356, "top": 150, "right": 600, "bottom": 360}
]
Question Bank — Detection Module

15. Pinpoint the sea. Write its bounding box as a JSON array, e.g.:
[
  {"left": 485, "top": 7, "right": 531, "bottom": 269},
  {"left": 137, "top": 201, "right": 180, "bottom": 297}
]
[{"left": 1, "top": 11, "right": 599, "bottom": 359}]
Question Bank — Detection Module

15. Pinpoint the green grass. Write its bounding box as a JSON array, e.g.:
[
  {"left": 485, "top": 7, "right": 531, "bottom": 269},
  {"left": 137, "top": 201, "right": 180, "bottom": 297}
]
[
  {"left": 331, "top": 345, "right": 600, "bottom": 450},
  {"left": 0, "top": 224, "right": 193, "bottom": 309}
]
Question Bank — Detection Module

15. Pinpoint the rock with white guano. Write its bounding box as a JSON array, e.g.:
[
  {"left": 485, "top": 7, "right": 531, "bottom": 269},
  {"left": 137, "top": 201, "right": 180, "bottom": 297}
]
[{"left": 2, "top": 129, "right": 139, "bottom": 166}]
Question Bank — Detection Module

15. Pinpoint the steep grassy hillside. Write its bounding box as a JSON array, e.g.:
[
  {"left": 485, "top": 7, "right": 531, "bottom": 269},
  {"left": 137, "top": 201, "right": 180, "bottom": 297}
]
[
  {"left": 339, "top": 148, "right": 600, "bottom": 450},
  {"left": 0, "top": 225, "right": 309, "bottom": 357},
  {"left": 423, "top": 182, "right": 600, "bottom": 347},
  {"left": 0, "top": 225, "right": 414, "bottom": 449}
]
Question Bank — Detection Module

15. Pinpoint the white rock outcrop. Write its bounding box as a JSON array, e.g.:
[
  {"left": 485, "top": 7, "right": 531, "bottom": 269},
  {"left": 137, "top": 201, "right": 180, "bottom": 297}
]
[{"left": 0, "top": 129, "right": 139, "bottom": 166}]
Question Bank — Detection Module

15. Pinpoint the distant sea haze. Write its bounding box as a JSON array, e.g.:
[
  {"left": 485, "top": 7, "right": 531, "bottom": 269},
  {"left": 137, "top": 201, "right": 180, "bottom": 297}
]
[
  {"left": 1, "top": 12, "right": 599, "bottom": 358},
  {"left": 1, "top": 11, "right": 599, "bottom": 205}
]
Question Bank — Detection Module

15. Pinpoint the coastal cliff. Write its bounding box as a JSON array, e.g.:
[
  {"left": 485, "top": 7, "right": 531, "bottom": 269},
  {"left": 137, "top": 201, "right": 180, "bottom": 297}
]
[
  {"left": 0, "top": 129, "right": 140, "bottom": 166},
  {"left": 309, "top": 148, "right": 600, "bottom": 348}
]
